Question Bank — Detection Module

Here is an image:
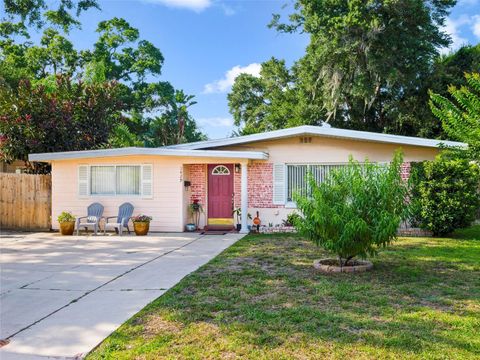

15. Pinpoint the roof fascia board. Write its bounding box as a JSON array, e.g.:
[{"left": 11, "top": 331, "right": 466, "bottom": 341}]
[
  {"left": 28, "top": 148, "right": 268, "bottom": 162},
  {"left": 167, "top": 125, "right": 466, "bottom": 150}
]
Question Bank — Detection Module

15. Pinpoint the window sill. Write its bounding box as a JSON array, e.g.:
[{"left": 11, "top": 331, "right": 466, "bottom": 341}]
[{"left": 285, "top": 202, "right": 297, "bottom": 209}]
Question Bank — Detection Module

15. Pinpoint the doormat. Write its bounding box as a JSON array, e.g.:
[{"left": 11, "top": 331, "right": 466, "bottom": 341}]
[{"left": 201, "top": 231, "right": 228, "bottom": 235}]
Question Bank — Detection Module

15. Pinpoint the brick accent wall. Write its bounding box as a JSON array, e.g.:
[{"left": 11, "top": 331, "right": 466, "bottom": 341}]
[
  {"left": 189, "top": 162, "right": 412, "bottom": 215},
  {"left": 189, "top": 164, "right": 206, "bottom": 209},
  {"left": 248, "top": 162, "right": 282, "bottom": 208},
  {"left": 400, "top": 162, "right": 411, "bottom": 181}
]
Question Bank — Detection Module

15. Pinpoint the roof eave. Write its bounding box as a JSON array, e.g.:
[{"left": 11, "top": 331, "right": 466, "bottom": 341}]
[
  {"left": 28, "top": 148, "right": 269, "bottom": 162},
  {"left": 167, "top": 126, "right": 467, "bottom": 150}
]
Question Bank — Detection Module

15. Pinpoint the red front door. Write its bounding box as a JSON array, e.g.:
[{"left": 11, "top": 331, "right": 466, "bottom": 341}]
[{"left": 207, "top": 164, "right": 234, "bottom": 226}]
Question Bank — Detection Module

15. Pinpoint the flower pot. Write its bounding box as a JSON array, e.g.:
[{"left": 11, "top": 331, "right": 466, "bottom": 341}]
[
  {"left": 133, "top": 222, "right": 150, "bottom": 236},
  {"left": 236, "top": 224, "right": 241, "bottom": 232},
  {"left": 185, "top": 223, "right": 196, "bottom": 232},
  {"left": 59, "top": 221, "right": 75, "bottom": 235}
]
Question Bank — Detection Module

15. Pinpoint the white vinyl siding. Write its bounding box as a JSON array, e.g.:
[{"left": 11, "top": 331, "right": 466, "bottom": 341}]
[{"left": 80, "top": 165, "right": 148, "bottom": 196}]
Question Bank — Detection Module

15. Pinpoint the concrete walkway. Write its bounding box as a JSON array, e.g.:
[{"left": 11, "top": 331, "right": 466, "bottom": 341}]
[{"left": 0, "top": 231, "right": 244, "bottom": 359}]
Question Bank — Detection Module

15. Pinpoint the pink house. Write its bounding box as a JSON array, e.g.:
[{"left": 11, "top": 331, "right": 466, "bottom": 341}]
[{"left": 29, "top": 125, "right": 464, "bottom": 233}]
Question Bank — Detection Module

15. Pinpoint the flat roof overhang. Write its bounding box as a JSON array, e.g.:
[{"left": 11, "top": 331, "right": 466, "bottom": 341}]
[{"left": 28, "top": 147, "right": 269, "bottom": 162}]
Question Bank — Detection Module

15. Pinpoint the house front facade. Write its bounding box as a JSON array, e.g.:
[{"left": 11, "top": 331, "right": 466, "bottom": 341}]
[{"left": 29, "top": 125, "right": 464, "bottom": 233}]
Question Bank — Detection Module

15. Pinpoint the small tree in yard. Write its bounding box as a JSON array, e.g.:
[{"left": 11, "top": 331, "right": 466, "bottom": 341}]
[{"left": 294, "top": 151, "right": 408, "bottom": 267}]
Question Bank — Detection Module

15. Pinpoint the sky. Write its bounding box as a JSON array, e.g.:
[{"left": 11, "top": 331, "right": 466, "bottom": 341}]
[{"left": 4, "top": 0, "right": 480, "bottom": 139}]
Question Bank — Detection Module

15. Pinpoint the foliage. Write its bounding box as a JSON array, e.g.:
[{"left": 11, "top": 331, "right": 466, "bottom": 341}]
[
  {"left": 416, "top": 154, "right": 480, "bottom": 236},
  {"left": 385, "top": 44, "right": 480, "bottom": 138},
  {"left": 0, "top": 3, "right": 206, "bottom": 159},
  {"left": 57, "top": 211, "right": 75, "bottom": 223},
  {"left": 144, "top": 90, "right": 206, "bottom": 146},
  {"left": 229, "top": 0, "right": 462, "bottom": 137},
  {"left": 232, "top": 208, "right": 252, "bottom": 224},
  {"left": 108, "top": 124, "right": 144, "bottom": 148},
  {"left": 407, "top": 162, "right": 427, "bottom": 228},
  {"left": 430, "top": 72, "right": 480, "bottom": 158},
  {"left": 188, "top": 199, "right": 204, "bottom": 214},
  {"left": 228, "top": 58, "right": 308, "bottom": 134},
  {"left": 1, "top": 0, "right": 99, "bottom": 36},
  {"left": 0, "top": 75, "right": 124, "bottom": 173},
  {"left": 131, "top": 214, "right": 152, "bottom": 223},
  {"left": 282, "top": 212, "right": 301, "bottom": 227},
  {"left": 295, "top": 151, "right": 408, "bottom": 266}
]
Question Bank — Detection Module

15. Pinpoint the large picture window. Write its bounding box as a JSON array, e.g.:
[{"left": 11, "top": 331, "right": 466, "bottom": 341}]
[
  {"left": 286, "top": 164, "right": 347, "bottom": 202},
  {"left": 90, "top": 165, "right": 141, "bottom": 195}
]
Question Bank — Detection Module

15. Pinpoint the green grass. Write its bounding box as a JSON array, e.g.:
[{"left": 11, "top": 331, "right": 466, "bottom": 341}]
[{"left": 88, "top": 226, "right": 480, "bottom": 359}]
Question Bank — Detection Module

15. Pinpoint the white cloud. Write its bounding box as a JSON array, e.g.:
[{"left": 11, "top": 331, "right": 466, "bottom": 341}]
[
  {"left": 472, "top": 15, "right": 480, "bottom": 38},
  {"left": 221, "top": 3, "right": 236, "bottom": 16},
  {"left": 203, "top": 63, "right": 261, "bottom": 93},
  {"left": 144, "top": 0, "right": 211, "bottom": 11},
  {"left": 197, "top": 117, "right": 234, "bottom": 127},
  {"left": 441, "top": 15, "right": 471, "bottom": 54}
]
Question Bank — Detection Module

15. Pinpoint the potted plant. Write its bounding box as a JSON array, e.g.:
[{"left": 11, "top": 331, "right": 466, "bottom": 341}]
[
  {"left": 188, "top": 199, "right": 203, "bottom": 231},
  {"left": 131, "top": 215, "right": 152, "bottom": 236},
  {"left": 57, "top": 211, "right": 76, "bottom": 235},
  {"left": 232, "top": 208, "right": 252, "bottom": 232}
]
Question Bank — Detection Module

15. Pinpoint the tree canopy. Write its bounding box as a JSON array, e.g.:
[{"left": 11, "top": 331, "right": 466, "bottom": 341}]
[
  {"left": 430, "top": 72, "right": 480, "bottom": 157},
  {"left": 0, "top": 0, "right": 207, "bottom": 172},
  {"left": 229, "top": 0, "right": 478, "bottom": 138}
]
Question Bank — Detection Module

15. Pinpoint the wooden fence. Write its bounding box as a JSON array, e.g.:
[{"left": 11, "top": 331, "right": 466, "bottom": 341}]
[{"left": 0, "top": 173, "right": 52, "bottom": 231}]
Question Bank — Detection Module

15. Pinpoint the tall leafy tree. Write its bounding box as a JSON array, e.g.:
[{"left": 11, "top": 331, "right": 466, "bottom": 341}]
[
  {"left": 230, "top": 0, "right": 458, "bottom": 136},
  {"left": 387, "top": 44, "right": 480, "bottom": 138},
  {"left": 0, "top": 75, "right": 124, "bottom": 173},
  {"left": 429, "top": 72, "right": 480, "bottom": 157},
  {"left": 1, "top": 3, "right": 207, "bottom": 159},
  {"left": 228, "top": 58, "right": 313, "bottom": 134},
  {"left": 1, "top": 0, "right": 99, "bottom": 36},
  {"left": 145, "top": 91, "right": 206, "bottom": 146}
]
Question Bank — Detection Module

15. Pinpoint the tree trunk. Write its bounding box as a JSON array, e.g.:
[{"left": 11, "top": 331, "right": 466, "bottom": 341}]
[{"left": 343, "top": 256, "right": 354, "bottom": 266}]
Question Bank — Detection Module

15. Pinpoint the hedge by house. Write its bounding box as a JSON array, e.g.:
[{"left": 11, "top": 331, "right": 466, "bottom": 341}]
[{"left": 416, "top": 154, "right": 480, "bottom": 236}]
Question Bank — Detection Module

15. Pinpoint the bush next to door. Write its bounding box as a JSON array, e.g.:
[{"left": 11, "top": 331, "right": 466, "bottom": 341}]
[
  {"left": 294, "top": 151, "right": 408, "bottom": 267},
  {"left": 416, "top": 154, "right": 480, "bottom": 236}
]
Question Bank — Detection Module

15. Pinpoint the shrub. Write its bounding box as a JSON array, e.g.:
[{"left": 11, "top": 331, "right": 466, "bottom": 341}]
[
  {"left": 407, "top": 161, "right": 427, "bottom": 227},
  {"left": 282, "top": 212, "right": 301, "bottom": 227},
  {"left": 57, "top": 211, "right": 76, "bottom": 223},
  {"left": 417, "top": 155, "right": 479, "bottom": 236},
  {"left": 295, "top": 151, "right": 408, "bottom": 266}
]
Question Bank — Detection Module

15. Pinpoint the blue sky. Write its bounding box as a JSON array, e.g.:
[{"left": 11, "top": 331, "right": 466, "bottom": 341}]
[{"left": 6, "top": 0, "right": 480, "bottom": 139}]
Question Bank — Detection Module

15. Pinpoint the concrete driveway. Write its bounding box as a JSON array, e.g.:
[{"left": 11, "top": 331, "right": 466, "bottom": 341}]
[{"left": 0, "top": 231, "right": 243, "bottom": 359}]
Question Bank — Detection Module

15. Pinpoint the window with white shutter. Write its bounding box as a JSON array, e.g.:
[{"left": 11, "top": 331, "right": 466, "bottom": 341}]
[
  {"left": 79, "top": 165, "right": 145, "bottom": 197},
  {"left": 273, "top": 163, "right": 286, "bottom": 205}
]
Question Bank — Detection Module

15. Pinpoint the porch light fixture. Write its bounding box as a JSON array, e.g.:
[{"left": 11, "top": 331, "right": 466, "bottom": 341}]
[
  {"left": 184, "top": 180, "right": 191, "bottom": 189},
  {"left": 235, "top": 164, "right": 241, "bottom": 173}
]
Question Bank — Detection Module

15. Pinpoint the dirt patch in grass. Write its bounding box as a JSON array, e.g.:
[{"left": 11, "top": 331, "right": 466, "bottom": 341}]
[{"left": 88, "top": 231, "right": 480, "bottom": 360}]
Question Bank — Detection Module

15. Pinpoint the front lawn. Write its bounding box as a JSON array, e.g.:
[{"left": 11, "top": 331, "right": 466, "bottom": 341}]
[{"left": 88, "top": 227, "right": 480, "bottom": 359}]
